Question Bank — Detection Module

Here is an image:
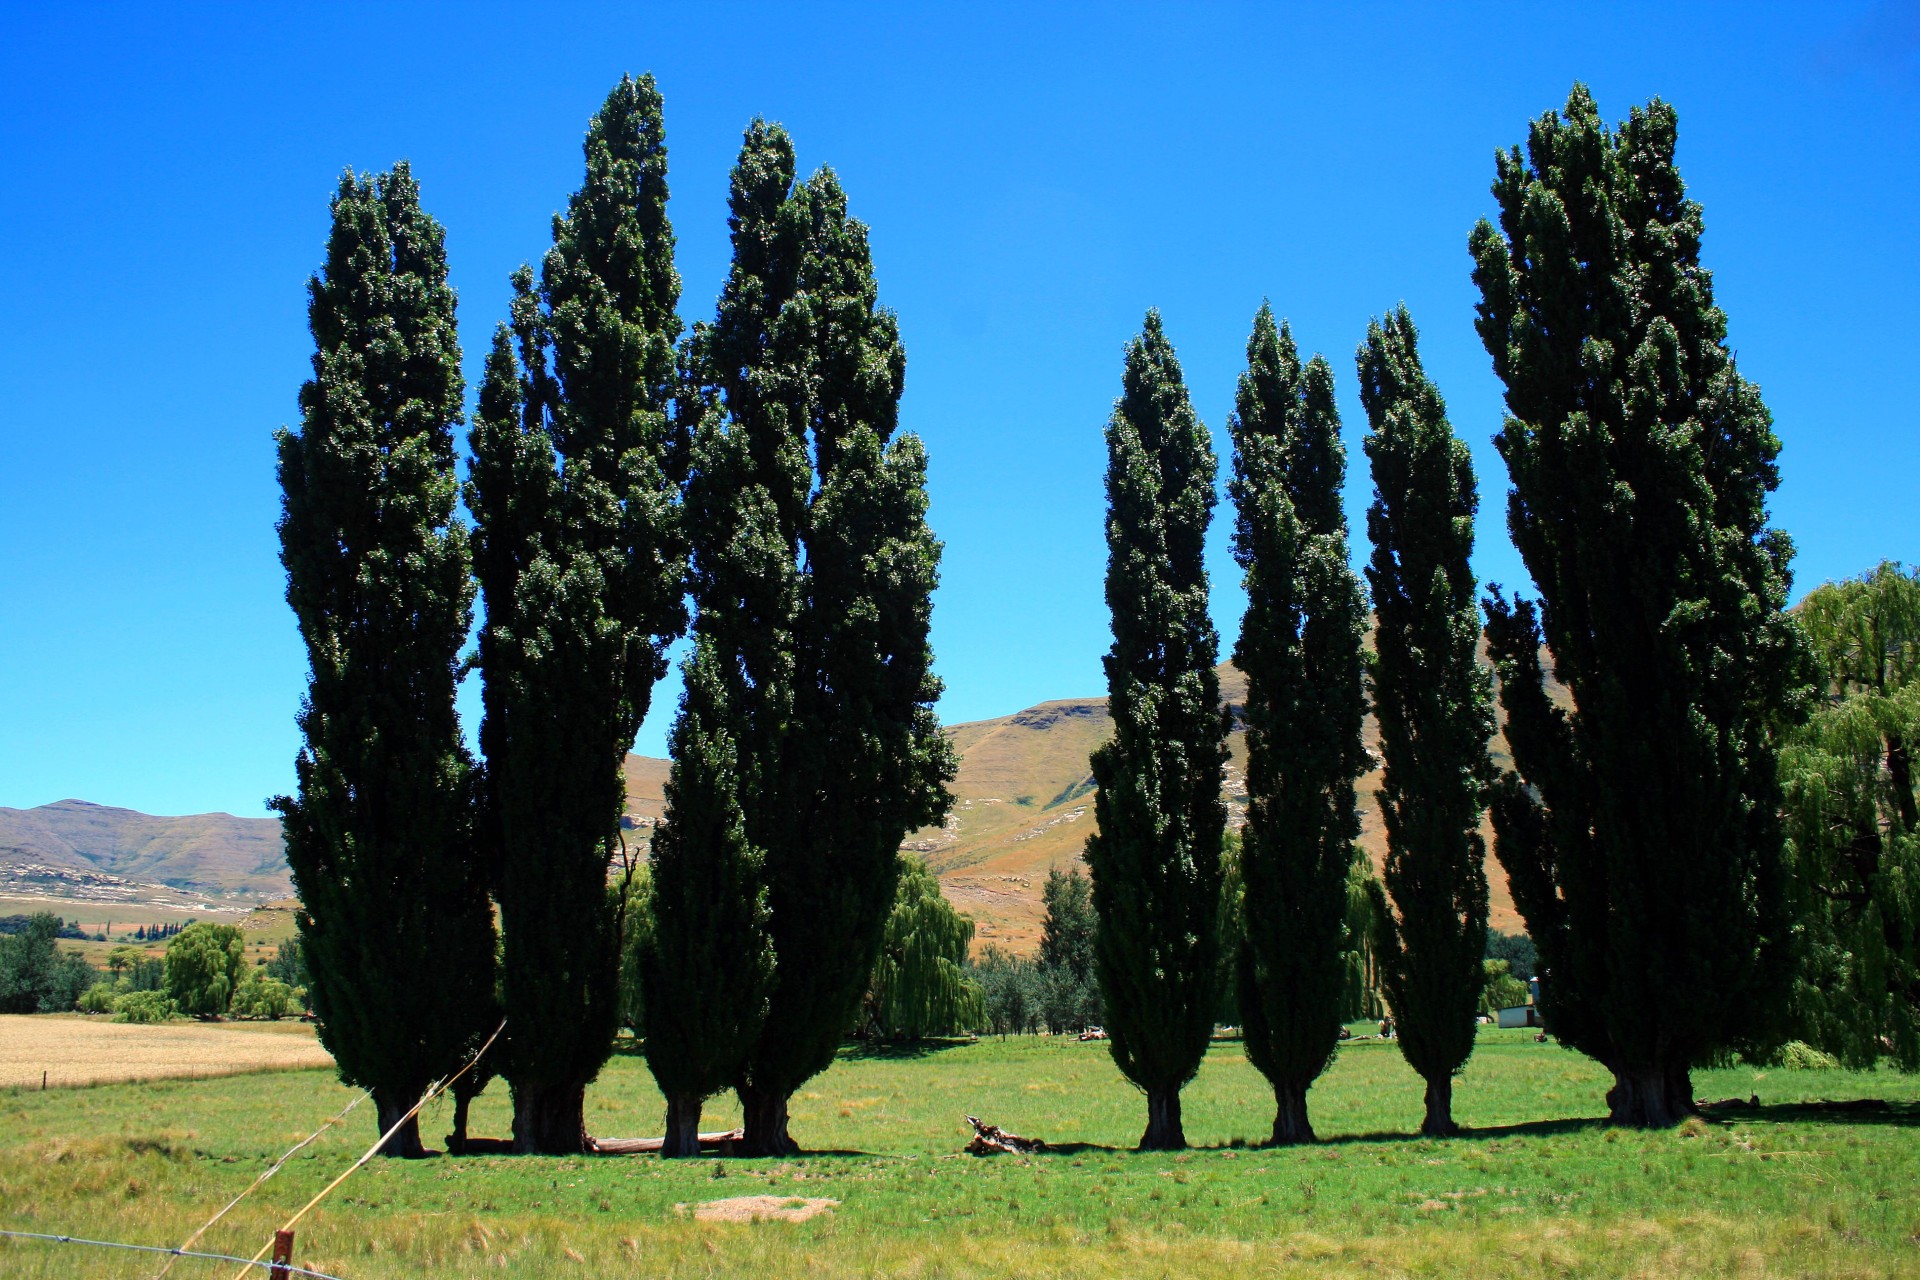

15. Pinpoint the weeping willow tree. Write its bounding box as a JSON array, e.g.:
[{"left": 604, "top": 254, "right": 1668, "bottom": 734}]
[
  {"left": 866, "top": 857, "right": 983, "bottom": 1040},
  {"left": 1343, "top": 849, "right": 1386, "bottom": 1022},
  {"left": 1784, "top": 563, "right": 1919, "bottom": 1070}
]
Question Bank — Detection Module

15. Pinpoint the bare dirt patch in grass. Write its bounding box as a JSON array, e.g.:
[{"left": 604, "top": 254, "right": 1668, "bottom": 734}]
[
  {"left": 681, "top": 1195, "right": 841, "bottom": 1223},
  {"left": 0, "top": 1014, "right": 331, "bottom": 1088}
]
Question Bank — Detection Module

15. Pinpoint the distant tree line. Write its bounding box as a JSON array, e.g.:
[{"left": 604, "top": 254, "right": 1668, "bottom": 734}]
[
  {"left": 0, "top": 915, "right": 94, "bottom": 940},
  {"left": 3, "top": 913, "right": 305, "bottom": 1023}
]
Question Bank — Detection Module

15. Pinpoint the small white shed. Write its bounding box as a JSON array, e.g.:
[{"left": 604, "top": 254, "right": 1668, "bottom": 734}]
[{"left": 1497, "top": 1005, "right": 1542, "bottom": 1029}]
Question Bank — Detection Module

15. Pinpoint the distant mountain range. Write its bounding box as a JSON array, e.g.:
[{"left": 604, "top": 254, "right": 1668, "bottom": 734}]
[
  {"left": 0, "top": 799, "right": 290, "bottom": 908},
  {"left": 10, "top": 652, "right": 1550, "bottom": 947}
]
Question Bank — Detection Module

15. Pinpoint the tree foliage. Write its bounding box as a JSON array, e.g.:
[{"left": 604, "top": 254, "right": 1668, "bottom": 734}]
[
  {"left": 1470, "top": 85, "right": 1805, "bottom": 1126},
  {"left": 969, "top": 947, "right": 1043, "bottom": 1037},
  {"left": 1783, "top": 562, "right": 1920, "bottom": 1069},
  {"left": 0, "top": 913, "right": 97, "bottom": 1013},
  {"left": 232, "top": 970, "right": 298, "bottom": 1021},
  {"left": 1342, "top": 847, "right": 1387, "bottom": 1023},
  {"left": 165, "top": 922, "right": 245, "bottom": 1019},
  {"left": 681, "top": 120, "right": 953, "bottom": 1155},
  {"left": 1229, "top": 305, "right": 1369, "bottom": 1145},
  {"left": 1357, "top": 305, "right": 1495, "bottom": 1136},
  {"left": 1038, "top": 865, "right": 1103, "bottom": 1033},
  {"left": 272, "top": 162, "right": 498, "bottom": 1155},
  {"left": 1086, "top": 310, "right": 1226, "bottom": 1151},
  {"left": 641, "top": 639, "right": 776, "bottom": 1155},
  {"left": 469, "top": 75, "right": 687, "bottom": 1153},
  {"left": 868, "top": 856, "right": 983, "bottom": 1040}
]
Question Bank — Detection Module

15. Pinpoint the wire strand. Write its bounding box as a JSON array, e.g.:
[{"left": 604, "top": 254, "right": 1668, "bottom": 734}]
[
  {"left": 154, "top": 1089, "right": 370, "bottom": 1279},
  {"left": 231, "top": 1017, "right": 506, "bottom": 1280},
  {"left": 0, "top": 1228, "right": 345, "bottom": 1280}
]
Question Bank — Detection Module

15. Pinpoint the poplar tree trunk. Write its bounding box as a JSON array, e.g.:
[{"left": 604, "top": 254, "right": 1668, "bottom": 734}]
[
  {"left": 661, "top": 1093, "right": 702, "bottom": 1159},
  {"left": 373, "top": 1090, "right": 426, "bottom": 1158},
  {"left": 1605, "top": 1062, "right": 1694, "bottom": 1129},
  {"left": 1269, "top": 1082, "right": 1314, "bottom": 1146},
  {"left": 1421, "top": 1075, "right": 1458, "bottom": 1137},
  {"left": 512, "top": 1082, "right": 588, "bottom": 1155},
  {"left": 448, "top": 1090, "right": 473, "bottom": 1154},
  {"left": 738, "top": 1085, "right": 797, "bottom": 1157},
  {"left": 1140, "top": 1088, "right": 1186, "bottom": 1151}
]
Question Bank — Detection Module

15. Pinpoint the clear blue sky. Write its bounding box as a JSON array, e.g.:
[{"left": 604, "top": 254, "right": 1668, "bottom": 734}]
[{"left": 2, "top": 3, "right": 1915, "bottom": 817}]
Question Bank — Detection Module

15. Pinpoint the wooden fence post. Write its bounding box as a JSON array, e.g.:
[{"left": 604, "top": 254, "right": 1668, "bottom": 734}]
[{"left": 269, "top": 1228, "right": 295, "bottom": 1279}]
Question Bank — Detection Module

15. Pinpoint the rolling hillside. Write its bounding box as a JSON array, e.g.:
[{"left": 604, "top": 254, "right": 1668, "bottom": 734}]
[
  {"left": 10, "top": 654, "right": 1551, "bottom": 943},
  {"left": 622, "top": 653, "right": 1549, "bottom": 955},
  {"left": 0, "top": 799, "right": 291, "bottom": 907}
]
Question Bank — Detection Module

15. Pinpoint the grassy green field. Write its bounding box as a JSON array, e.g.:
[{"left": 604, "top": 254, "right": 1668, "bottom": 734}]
[{"left": 1, "top": 1027, "right": 1916, "bottom": 1278}]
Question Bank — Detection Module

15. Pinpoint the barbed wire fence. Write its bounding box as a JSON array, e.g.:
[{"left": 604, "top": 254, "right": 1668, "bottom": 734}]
[
  {"left": 0, "top": 1229, "right": 346, "bottom": 1279},
  {"left": 0, "top": 1018, "right": 506, "bottom": 1280}
]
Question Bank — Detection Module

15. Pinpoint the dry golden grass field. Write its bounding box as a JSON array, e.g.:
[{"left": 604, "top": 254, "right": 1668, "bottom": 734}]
[{"left": 0, "top": 1014, "right": 330, "bottom": 1089}]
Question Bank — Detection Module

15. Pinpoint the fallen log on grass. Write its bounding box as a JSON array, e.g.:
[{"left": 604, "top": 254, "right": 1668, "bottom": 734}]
[
  {"left": 964, "top": 1115, "right": 1045, "bottom": 1156},
  {"left": 591, "top": 1128, "right": 744, "bottom": 1155}
]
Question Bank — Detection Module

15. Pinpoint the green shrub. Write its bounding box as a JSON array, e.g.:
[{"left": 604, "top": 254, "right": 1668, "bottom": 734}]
[
  {"left": 1778, "top": 1040, "right": 1842, "bottom": 1071},
  {"left": 113, "top": 990, "right": 178, "bottom": 1023},
  {"left": 77, "top": 982, "right": 118, "bottom": 1014},
  {"left": 230, "top": 970, "right": 296, "bottom": 1020}
]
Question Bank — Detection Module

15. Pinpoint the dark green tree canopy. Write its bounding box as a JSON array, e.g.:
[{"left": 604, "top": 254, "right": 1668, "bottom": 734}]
[
  {"left": 1038, "top": 863, "right": 1104, "bottom": 1035},
  {"left": 1229, "top": 304, "right": 1368, "bottom": 1145},
  {"left": 1357, "top": 304, "right": 1494, "bottom": 1136},
  {"left": 682, "top": 122, "right": 953, "bottom": 1155},
  {"left": 164, "top": 922, "right": 245, "bottom": 1020},
  {"left": 273, "top": 163, "right": 498, "bottom": 1155},
  {"left": 468, "top": 75, "right": 688, "bottom": 1154},
  {"left": 1086, "top": 309, "right": 1225, "bottom": 1151},
  {"left": 1471, "top": 85, "right": 1804, "bottom": 1126},
  {"left": 641, "top": 637, "right": 777, "bottom": 1156}
]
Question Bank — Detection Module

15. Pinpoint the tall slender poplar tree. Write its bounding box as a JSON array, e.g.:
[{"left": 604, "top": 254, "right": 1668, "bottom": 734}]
[
  {"left": 641, "top": 639, "right": 775, "bottom": 1156},
  {"left": 468, "top": 75, "right": 687, "bottom": 1153},
  {"left": 1357, "top": 305, "right": 1495, "bottom": 1137},
  {"left": 685, "top": 121, "right": 954, "bottom": 1155},
  {"left": 1230, "top": 305, "right": 1368, "bottom": 1145},
  {"left": 1086, "top": 310, "right": 1226, "bottom": 1152},
  {"left": 1471, "top": 86, "right": 1803, "bottom": 1126},
  {"left": 274, "top": 164, "right": 498, "bottom": 1156}
]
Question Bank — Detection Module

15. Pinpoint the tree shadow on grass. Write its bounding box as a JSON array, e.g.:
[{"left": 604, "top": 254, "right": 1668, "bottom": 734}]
[
  {"left": 1325, "top": 1116, "right": 1611, "bottom": 1145},
  {"left": 1313, "top": 1099, "right": 1920, "bottom": 1146},
  {"left": 839, "top": 1037, "right": 980, "bottom": 1062},
  {"left": 1035, "top": 1141, "right": 1125, "bottom": 1156},
  {"left": 1730, "top": 1099, "right": 1920, "bottom": 1129}
]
